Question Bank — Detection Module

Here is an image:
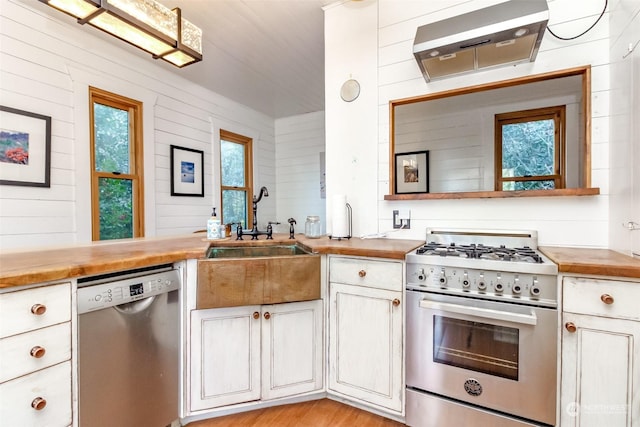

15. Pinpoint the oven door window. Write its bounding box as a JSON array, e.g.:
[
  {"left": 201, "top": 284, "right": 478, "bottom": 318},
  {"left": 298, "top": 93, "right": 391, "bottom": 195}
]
[{"left": 433, "top": 315, "right": 519, "bottom": 380}]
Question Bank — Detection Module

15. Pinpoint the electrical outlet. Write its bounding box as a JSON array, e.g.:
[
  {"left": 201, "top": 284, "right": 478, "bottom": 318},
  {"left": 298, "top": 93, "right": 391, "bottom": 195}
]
[
  {"left": 393, "top": 210, "right": 400, "bottom": 228},
  {"left": 393, "top": 210, "right": 411, "bottom": 229}
]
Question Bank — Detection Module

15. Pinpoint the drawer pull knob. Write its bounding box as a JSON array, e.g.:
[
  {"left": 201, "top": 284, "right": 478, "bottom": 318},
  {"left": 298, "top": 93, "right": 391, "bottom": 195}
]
[
  {"left": 565, "top": 322, "right": 577, "bottom": 333},
  {"left": 253, "top": 311, "right": 260, "bottom": 320},
  {"left": 30, "top": 346, "right": 46, "bottom": 359},
  {"left": 31, "top": 304, "right": 47, "bottom": 316},
  {"left": 358, "top": 270, "right": 366, "bottom": 278},
  {"left": 31, "top": 397, "right": 47, "bottom": 411},
  {"left": 392, "top": 298, "right": 401, "bottom": 307},
  {"left": 264, "top": 312, "right": 271, "bottom": 320},
  {"left": 600, "top": 294, "right": 614, "bottom": 305}
]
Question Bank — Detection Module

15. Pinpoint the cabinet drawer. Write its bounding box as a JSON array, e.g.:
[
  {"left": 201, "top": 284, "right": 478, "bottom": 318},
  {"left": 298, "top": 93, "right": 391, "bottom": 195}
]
[
  {"left": 563, "top": 276, "right": 640, "bottom": 321},
  {"left": 329, "top": 256, "right": 402, "bottom": 291},
  {"left": 0, "top": 322, "right": 71, "bottom": 383},
  {"left": 0, "top": 283, "right": 71, "bottom": 338},
  {"left": 0, "top": 361, "right": 72, "bottom": 427}
]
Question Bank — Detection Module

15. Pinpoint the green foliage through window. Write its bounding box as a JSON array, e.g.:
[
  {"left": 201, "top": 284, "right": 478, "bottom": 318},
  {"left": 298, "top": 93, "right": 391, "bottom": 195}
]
[
  {"left": 99, "top": 178, "right": 133, "bottom": 240},
  {"left": 496, "top": 106, "right": 565, "bottom": 191},
  {"left": 90, "top": 87, "right": 143, "bottom": 241},
  {"left": 93, "top": 104, "right": 130, "bottom": 173},
  {"left": 220, "top": 131, "right": 252, "bottom": 228}
]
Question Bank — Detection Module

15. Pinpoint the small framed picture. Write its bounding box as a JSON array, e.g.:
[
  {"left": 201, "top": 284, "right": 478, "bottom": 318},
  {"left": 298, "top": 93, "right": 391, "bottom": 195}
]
[
  {"left": 395, "top": 150, "right": 429, "bottom": 194},
  {"left": 170, "top": 145, "right": 204, "bottom": 197},
  {"left": 0, "top": 106, "right": 52, "bottom": 187}
]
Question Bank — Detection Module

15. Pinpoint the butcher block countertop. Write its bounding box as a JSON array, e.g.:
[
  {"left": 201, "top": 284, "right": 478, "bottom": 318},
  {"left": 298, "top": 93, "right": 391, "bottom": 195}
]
[
  {"left": 540, "top": 246, "right": 640, "bottom": 279},
  {"left": 0, "top": 233, "right": 423, "bottom": 289}
]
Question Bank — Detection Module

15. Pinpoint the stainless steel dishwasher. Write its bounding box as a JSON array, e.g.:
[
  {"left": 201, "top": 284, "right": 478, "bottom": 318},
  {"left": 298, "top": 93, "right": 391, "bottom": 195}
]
[{"left": 77, "top": 264, "right": 181, "bottom": 427}]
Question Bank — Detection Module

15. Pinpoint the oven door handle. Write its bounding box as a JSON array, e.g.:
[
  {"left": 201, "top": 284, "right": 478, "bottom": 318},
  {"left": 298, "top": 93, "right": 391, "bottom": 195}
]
[{"left": 419, "top": 299, "right": 538, "bottom": 325}]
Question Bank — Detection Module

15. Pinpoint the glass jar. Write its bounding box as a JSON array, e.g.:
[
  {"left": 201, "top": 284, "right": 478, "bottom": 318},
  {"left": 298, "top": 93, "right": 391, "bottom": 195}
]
[{"left": 304, "top": 215, "right": 322, "bottom": 238}]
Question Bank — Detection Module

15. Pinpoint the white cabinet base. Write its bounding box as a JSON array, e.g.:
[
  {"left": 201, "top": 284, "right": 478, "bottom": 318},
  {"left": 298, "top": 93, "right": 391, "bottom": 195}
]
[{"left": 189, "top": 300, "right": 324, "bottom": 413}]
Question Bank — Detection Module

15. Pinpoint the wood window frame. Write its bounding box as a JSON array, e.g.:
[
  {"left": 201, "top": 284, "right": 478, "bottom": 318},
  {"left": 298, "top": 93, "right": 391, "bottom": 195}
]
[
  {"left": 89, "top": 87, "right": 144, "bottom": 240},
  {"left": 220, "top": 129, "right": 254, "bottom": 226},
  {"left": 494, "top": 105, "right": 566, "bottom": 191}
]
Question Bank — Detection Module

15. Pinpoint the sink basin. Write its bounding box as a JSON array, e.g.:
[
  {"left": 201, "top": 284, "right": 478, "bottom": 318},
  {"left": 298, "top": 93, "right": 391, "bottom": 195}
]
[
  {"left": 206, "top": 243, "right": 310, "bottom": 258},
  {"left": 197, "top": 242, "right": 320, "bottom": 309}
]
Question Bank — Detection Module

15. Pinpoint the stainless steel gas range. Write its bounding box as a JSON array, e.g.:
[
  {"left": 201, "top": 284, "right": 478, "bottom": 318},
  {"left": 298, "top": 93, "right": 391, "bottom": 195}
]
[{"left": 405, "top": 228, "right": 559, "bottom": 427}]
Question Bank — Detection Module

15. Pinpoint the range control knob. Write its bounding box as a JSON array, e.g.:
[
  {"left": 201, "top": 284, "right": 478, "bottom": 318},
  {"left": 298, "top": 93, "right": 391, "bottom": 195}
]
[
  {"left": 439, "top": 269, "right": 447, "bottom": 287},
  {"left": 513, "top": 276, "right": 522, "bottom": 294},
  {"left": 462, "top": 271, "right": 470, "bottom": 288},
  {"left": 417, "top": 268, "right": 426, "bottom": 281},
  {"left": 494, "top": 274, "right": 503, "bottom": 293},
  {"left": 530, "top": 278, "right": 541, "bottom": 297},
  {"left": 477, "top": 273, "right": 486, "bottom": 290}
]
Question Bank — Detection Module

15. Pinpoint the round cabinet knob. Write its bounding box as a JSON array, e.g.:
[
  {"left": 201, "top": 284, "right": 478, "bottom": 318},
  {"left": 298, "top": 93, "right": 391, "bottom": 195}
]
[
  {"left": 264, "top": 312, "right": 271, "bottom": 320},
  {"left": 30, "top": 346, "right": 46, "bottom": 359},
  {"left": 565, "top": 322, "right": 577, "bottom": 333},
  {"left": 392, "top": 298, "right": 401, "bottom": 307},
  {"left": 252, "top": 311, "right": 260, "bottom": 320},
  {"left": 31, "top": 397, "right": 47, "bottom": 411},
  {"left": 600, "top": 294, "right": 614, "bottom": 305},
  {"left": 358, "top": 270, "right": 366, "bottom": 278},
  {"left": 30, "top": 304, "right": 47, "bottom": 316}
]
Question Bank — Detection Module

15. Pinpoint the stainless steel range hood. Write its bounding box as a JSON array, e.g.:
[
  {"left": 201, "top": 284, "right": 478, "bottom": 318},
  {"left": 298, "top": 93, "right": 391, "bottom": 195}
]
[{"left": 413, "top": 0, "right": 549, "bottom": 82}]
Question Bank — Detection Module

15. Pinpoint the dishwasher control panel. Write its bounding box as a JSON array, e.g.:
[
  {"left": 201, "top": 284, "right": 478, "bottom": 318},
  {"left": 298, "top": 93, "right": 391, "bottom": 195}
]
[{"left": 78, "top": 269, "right": 180, "bottom": 313}]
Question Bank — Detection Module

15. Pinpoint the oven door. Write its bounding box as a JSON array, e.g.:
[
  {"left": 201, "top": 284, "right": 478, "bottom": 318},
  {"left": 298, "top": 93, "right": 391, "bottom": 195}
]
[{"left": 406, "top": 289, "right": 557, "bottom": 425}]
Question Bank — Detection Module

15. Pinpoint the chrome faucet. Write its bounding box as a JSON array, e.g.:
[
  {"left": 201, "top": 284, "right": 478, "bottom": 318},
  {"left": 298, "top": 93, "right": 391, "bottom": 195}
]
[{"left": 236, "top": 186, "right": 273, "bottom": 240}]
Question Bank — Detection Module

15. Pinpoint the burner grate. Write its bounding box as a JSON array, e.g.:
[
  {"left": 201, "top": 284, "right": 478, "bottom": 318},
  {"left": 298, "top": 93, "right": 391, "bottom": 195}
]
[{"left": 416, "top": 242, "right": 543, "bottom": 263}]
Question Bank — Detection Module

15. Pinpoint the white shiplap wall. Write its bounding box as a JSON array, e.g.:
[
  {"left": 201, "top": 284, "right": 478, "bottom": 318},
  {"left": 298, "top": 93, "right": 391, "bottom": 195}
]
[
  {"left": 0, "top": 0, "right": 275, "bottom": 250},
  {"left": 394, "top": 91, "right": 582, "bottom": 193},
  {"left": 325, "top": 0, "right": 613, "bottom": 247},
  {"left": 275, "top": 111, "right": 326, "bottom": 234},
  {"left": 608, "top": 0, "right": 640, "bottom": 256}
]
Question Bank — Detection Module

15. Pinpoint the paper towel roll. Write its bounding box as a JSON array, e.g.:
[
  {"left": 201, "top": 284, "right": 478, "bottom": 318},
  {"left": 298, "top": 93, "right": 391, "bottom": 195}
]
[{"left": 332, "top": 194, "right": 349, "bottom": 237}]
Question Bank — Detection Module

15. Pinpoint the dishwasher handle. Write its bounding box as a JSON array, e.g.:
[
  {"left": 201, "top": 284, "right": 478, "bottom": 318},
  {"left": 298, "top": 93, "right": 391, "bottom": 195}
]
[{"left": 113, "top": 295, "right": 157, "bottom": 314}]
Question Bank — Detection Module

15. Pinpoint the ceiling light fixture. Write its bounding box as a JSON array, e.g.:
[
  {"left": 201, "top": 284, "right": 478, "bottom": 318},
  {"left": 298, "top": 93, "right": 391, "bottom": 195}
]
[{"left": 39, "top": 0, "right": 202, "bottom": 67}]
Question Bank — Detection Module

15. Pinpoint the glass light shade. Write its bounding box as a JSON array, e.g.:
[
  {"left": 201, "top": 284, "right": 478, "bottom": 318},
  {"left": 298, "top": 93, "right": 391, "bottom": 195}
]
[
  {"left": 107, "top": 0, "right": 177, "bottom": 39},
  {"left": 181, "top": 18, "right": 202, "bottom": 54},
  {"left": 90, "top": 10, "right": 175, "bottom": 56},
  {"left": 46, "top": 0, "right": 99, "bottom": 19},
  {"left": 162, "top": 49, "right": 198, "bottom": 67}
]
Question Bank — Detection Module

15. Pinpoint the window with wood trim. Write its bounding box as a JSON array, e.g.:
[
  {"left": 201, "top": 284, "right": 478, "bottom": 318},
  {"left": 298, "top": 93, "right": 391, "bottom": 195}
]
[
  {"left": 220, "top": 130, "right": 253, "bottom": 228},
  {"left": 495, "top": 105, "right": 566, "bottom": 191},
  {"left": 89, "top": 87, "right": 144, "bottom": 241}
]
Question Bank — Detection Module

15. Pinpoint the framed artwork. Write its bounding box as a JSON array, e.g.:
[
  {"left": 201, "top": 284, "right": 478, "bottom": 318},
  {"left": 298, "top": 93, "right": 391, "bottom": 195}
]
[
  {"left": 0, "top": 106, "right": 51, "bottom": 187},
  {"left": 170, "top": 145, "right": 204, "bottom": 197},
  {"left": 395, "top": 150, "right": 429, "bottom": 194}
]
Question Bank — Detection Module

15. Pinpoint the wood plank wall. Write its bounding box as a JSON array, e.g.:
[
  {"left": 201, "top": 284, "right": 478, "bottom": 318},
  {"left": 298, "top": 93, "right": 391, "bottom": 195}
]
[
  {"left": 0, "top": 0, "right": 276, "bottom": 250},
  {"left": 324, "top": 0, "right": 630, "bottom": 247},
  {"left": 275, "top": 111, "right": 326, "bottom": 234}
]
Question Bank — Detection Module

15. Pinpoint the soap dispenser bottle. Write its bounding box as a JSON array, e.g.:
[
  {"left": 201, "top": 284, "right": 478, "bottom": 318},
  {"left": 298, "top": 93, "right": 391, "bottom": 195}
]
[{"left": 207, "top": 208, "right": 221, "bottom": 239}]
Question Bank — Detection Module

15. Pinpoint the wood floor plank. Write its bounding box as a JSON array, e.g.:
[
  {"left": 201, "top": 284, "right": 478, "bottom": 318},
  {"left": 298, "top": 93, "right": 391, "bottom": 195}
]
[{"left": 185, "top": 399, "right": 405, "bottom": 426}]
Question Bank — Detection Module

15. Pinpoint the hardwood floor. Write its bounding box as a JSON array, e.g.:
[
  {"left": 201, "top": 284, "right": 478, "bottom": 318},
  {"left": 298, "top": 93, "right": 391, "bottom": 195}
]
[{"left": 185, "top": 399, "right": 405, "bottom": 427}]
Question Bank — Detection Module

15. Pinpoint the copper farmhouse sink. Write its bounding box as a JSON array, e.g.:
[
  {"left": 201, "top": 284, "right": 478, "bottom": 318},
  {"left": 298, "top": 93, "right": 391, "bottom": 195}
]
[{"left": 197, "top": 243, "right": 320, "bottom": 309}]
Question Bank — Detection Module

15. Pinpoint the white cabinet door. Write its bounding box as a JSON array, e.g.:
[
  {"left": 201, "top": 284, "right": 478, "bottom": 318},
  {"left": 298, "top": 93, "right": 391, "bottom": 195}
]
[
  {"left": 190, "top": 305, "right": 261, "bottom": 411},
  {"left": 561, "top": 312, "right": 640, "bottom": 427},
  {"left": 261, "top": 300, "right": 324, "bottom": 400},
  {"left": 329, "top": 282, "right": 403, "bottom": 412}
]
